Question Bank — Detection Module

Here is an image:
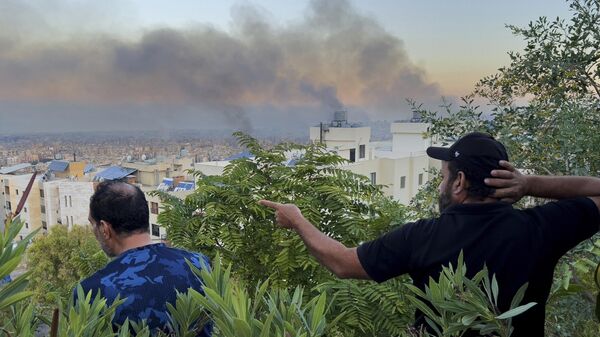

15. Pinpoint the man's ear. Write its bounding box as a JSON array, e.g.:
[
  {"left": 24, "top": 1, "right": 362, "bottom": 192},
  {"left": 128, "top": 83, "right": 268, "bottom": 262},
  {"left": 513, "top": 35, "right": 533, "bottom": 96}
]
[
  {"left": 99, "top": 220, "right": 113, "bottom": 239},
  {"left": 453, "top": 171, "right": 469, "bottom": 195}
]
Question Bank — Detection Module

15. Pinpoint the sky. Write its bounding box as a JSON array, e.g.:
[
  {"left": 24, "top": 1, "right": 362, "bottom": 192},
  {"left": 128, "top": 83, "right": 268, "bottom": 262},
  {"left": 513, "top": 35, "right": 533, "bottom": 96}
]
[{"left": 0, "top": 0, "right": 572, "bottom": 135}]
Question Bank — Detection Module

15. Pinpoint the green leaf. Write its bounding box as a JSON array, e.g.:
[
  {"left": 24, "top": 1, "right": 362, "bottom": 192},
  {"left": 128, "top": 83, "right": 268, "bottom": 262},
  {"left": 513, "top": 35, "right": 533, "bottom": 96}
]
[{"left": 495, "top": 302, "right": 537, "bottom": 320}]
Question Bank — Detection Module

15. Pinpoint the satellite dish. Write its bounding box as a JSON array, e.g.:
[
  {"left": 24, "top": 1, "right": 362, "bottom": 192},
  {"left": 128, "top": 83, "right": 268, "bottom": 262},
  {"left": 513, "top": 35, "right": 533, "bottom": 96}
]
[
  {"left": 141, "top": 154, "right": 147, "bottom": 161},
  {"left": 126, "top": 155, "right": 132, "bottom": 162}
]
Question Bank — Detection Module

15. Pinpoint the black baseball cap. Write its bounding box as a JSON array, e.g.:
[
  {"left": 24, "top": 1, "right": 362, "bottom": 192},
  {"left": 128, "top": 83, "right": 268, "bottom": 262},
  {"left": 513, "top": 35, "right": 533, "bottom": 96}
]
[{"left": 426, "top": 132, "right": 508, "bottom": 178}]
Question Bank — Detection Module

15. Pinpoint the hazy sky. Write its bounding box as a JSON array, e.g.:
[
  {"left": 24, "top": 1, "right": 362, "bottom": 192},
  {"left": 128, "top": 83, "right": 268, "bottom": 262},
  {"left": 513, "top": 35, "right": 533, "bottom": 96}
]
[
  {"left": 129, "top": 0, "right": 571, "bottom": 96},
  {"left": 0, "top": 0, "right": 571, "bottom": 134}
]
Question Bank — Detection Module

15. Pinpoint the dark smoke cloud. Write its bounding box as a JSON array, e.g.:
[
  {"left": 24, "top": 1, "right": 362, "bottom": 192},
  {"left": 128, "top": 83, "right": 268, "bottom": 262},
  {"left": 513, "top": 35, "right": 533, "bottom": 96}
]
[{"left": 0, "top": 0, "right": 442, "bottom": 134}]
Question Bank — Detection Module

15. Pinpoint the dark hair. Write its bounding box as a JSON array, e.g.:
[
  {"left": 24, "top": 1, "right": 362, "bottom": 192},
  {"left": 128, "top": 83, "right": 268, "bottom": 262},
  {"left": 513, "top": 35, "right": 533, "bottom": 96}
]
[
  {"left": 447, "top": 161, "right": 495, "bottom": 199},
  {"left": 89, "top": 181, "right": 149, "bottom": 235}
]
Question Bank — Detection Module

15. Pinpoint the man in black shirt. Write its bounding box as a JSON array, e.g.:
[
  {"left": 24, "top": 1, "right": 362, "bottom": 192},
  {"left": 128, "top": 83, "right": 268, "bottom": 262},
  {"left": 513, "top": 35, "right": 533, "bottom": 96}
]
[{"left": 259, "top": 132, "right": 600, "bottom": 337}]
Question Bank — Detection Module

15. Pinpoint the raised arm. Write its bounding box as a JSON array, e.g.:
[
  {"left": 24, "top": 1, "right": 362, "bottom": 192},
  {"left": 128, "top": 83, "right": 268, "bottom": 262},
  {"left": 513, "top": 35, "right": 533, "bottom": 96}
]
[
  {"left": 258, "top": 200, "right": 370, "bottom": 280},
  {"left": 485, "top": 161, "right": 600, "bottom": 210}
]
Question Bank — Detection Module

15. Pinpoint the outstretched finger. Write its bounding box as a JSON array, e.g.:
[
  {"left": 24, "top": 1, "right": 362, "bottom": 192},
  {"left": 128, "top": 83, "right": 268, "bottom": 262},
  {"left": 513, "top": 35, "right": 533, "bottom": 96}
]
[
  {"left": 259, "top": 200, "right": 281, "bottom": 209},
  {"left": 491, "top": 187, "right": 516, "bottom": 199},
  {"left": 485, "top": 177, "right": 513, "bottom": 187},
  {"left": 490, "top": 169, "right": 514, "bottom": 179},
  {"left": 498, "top": 160, "right": 515, "bottom": 172}
]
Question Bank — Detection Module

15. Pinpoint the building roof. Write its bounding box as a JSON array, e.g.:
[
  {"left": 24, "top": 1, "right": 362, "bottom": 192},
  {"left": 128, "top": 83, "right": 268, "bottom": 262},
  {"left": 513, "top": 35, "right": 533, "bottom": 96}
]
[
  {"left": 174, "top": 182, "right": 195, "bottom": 191},
  {"left": 0, "top": 163, "right": 32, "bottom": 175},
  {"left": 84, "top": 164, "right": 95, "bottom": 174},
  {"left": 224, "top": 151, "right": 254, "bottom": 161},
  {"left": 48, "top": 160, "right": 69, "bottom": 172},
  {"left": 94, "top": 166, "right": 137, "bottom": 181},
  {"left": 157, "top": 178, "right": 173, "bottom": 191}
]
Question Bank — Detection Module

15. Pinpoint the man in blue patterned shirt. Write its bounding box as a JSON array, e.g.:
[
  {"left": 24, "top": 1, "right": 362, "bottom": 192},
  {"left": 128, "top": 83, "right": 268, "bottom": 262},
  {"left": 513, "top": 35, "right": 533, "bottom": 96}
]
[{"left": 76, "top": 181, "right": 211, "bottom": 336}]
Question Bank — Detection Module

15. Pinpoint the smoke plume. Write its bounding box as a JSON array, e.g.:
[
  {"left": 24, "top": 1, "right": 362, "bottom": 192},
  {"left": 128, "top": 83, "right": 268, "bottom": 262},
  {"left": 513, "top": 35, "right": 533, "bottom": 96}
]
[{"left": 0, "top": 0, "right": 441, "bottom": 134}]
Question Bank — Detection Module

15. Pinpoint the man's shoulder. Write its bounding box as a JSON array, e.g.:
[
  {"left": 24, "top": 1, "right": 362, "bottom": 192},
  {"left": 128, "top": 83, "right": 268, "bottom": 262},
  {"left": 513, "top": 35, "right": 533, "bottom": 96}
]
[
  {"left": 157, "top": 245, "right": 209, "bottom": 263},
  {"left": 78, "top": 261, "right": 117, "bottom": 294},
  {"left": 522, "top": 197, "right": 595, "bottom": 215}
]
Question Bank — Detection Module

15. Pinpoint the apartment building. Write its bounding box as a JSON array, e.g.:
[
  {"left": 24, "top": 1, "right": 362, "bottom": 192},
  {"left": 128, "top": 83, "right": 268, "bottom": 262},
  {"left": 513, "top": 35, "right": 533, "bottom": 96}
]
[
  {"left": 309, "top": 116, "right": 439, "bottom": 204},
  {"left": 120, "top": 156, "right": 194, "bottom": 187},
  {"left": 195, "top": 113, "right": 439, "bottom": 205}
]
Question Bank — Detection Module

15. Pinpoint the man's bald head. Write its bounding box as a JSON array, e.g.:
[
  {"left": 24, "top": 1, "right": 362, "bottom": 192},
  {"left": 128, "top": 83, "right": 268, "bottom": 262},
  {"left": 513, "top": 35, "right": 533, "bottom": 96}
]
[{"left": 89, "top": 181, "right": 150, "bottom": 235}]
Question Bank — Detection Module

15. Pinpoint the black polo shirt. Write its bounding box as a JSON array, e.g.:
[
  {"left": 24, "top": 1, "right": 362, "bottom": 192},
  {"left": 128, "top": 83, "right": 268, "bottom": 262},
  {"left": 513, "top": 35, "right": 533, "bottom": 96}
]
[{"left": 357, "top": 197, "right": 600, "bottom": 337}]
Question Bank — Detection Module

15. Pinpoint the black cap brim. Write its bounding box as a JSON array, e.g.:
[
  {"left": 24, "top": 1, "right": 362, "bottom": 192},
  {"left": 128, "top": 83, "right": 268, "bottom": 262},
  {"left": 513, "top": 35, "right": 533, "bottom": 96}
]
[{"left": 426, "top": 146, "right": 453, "bottom": 161}]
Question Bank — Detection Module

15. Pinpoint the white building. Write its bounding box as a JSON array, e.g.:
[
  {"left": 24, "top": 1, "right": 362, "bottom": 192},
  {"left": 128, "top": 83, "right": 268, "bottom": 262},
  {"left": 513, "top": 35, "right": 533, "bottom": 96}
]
[
  {"left": 193, "top": 113, "right": 439, "bottom": 205},
  {"left": 145, "top": 186, "right": 195, "bottom": 243},
  {"left": 0, "top": 172, "right": 43, "bottom": 240},
  {"left": 56, "top": 181, "right": 95, "bottom": 229},
  {"left": 309, "top": 117, "right": 439, "bottom": 204}
]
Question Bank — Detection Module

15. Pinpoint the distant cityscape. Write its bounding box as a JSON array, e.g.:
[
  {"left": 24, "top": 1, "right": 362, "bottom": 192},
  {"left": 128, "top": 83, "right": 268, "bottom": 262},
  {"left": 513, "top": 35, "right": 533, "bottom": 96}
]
[
  {"left": 1, "top": 115, "right": 433, "bottom": 243},
  {"left": 0, "top": 121, "right": 397, "bottom": 168}
]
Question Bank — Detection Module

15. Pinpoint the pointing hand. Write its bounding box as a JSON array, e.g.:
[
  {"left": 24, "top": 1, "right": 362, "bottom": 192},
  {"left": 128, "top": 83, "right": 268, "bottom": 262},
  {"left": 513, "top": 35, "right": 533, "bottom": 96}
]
[{"left": 259, "top": 200, "right": 304, "bottom": 229}]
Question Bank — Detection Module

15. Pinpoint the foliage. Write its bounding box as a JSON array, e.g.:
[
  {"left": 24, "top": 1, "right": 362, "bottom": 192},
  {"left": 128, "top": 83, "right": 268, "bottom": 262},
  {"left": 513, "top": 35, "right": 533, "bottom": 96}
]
[
  {"left": 185, "top": 254, "right": 338, "bottom": 337},
  {"left": 27, "top": 225, "right": 108, "bottom": 308},
  {"left": 1, "top": 303, "right": 41, "bottom": 337},
  {"left": 0, "top": 217, "right": 36, "bottom": 313},
  {"left": 316, "top": 278, "right": 414, "bottom": 336},
  {"left": 155, "top": 132, "right": 392, "bottom": 289},
  {"left": 55, "top": 285, "right": 129, "bottom": 337},
  {"left": 408, "top": 167, "right": 442, "bottom": 220},
  {"left": 405, "top": 252, "right": 536, "bottom": 337},
  {"left": 0, "top": 217, "right": 38, "bottom": 336},
  {"left": 2, "top": 254, "right": 337, "bottom": 337},
  {"left": 154, "top": 132, "right": 415, "bottom": 336}
]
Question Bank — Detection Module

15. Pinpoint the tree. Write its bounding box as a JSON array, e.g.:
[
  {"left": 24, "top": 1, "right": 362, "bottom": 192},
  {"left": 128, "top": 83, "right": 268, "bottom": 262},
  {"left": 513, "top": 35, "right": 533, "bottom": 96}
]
[
  {"left": 155, "top": 132, "right": 397, "bottom": 289},
  {"left": 155, "top": 132, "right": 416, "bottom": 336},
  {"left": 27, "top": 225, "right": 108, "bottom": 308}
]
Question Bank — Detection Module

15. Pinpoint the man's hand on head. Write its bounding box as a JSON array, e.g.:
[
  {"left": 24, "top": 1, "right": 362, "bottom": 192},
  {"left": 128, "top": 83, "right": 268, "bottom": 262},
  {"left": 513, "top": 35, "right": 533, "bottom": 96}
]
[
  {"left": 259, "top": 200, "right": 304, "bottom": 229},
  {"left": 485, "top": 160, "right": 530, "bottom": 203}
]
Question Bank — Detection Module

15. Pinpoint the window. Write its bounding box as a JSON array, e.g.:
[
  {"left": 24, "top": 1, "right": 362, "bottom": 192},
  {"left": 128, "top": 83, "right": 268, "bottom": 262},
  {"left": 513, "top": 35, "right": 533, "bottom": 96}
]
[
  {"left": 42, "top": 221, "right": 47, "bottom": 230},
  {"left": 151, "top": 224, "right": 160, "bottom": 237},
  {"left": 151, "top": 202, "right": 159, "bottom": 214},
  {"left": 418, "top": 173, "right": 424, "bottom": 186},
  {"left": 41, "top": 205, "right": 46, "bottom": 214},
  {"left": 25, "top": 222, "right": 29, "bottom": 229},
  {"left": 4, "top": 187, "right": 8, "bottom": 195},
  {"left": 5, "top": 201, "right": 10, "bottom": 210},
  {"left": 370, "top": 172, "right": 377, "bottom": 185},
  {"left": 400, "top": 176, "right": 406, "bottom": 189},
  {"left": 40, "top": 189, "right": 44, "bottom": 198},
  {"left": 349, "top": 148, "right": 356, "bottom": 162},
  {"left": 64, "top": 196, "right": 68, "bottom": 207},
  {"left": 16, "top": 189, "right": 18, "bottom": 195},
  {"left": 71, "top": 216, "right": 74, "bottom": 226},
  {"left": 359, "top": 144, "right": 366, "bottom": 159},
  {"left": 66, "top": 216, "right": 69, "bottom": 226},
  {"left": 23, "top": 207, "right": 27, "bottom": 213},
  {"left": 69, "top": 196, "right": 72, "bottom": 207}
]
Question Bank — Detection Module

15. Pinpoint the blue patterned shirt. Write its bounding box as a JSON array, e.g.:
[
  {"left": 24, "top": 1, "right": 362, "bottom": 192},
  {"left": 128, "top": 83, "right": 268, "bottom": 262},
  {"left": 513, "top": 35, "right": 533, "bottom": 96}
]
[{"left": 77, "top": 243, "right": 211, "bottom": 336}]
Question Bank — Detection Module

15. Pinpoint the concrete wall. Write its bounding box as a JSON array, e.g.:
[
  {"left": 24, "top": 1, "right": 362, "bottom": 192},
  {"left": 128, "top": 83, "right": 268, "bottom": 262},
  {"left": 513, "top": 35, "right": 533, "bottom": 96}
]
[
  {"left": 0, "top": 175, "right": 7, "bottom": 228},
  {"left": 146, "top": 189, "right": 193, "bottom": 243},
  {"left": 58, "top": 181, "right": 95, "bottom": 229},
  {"left": 1, "top": 174, "right": 44, "bottom": 240},
  {"left": 391, "top": 122, "right": 431, "bottom": 153},
  {"left": 194, "top": 161, "right": 228, "bottom": 176},
  {"left": 309, "top": 126, "right": 371, "bottom": 162},
  {"left": 43, "top": 180, "right": 62, "bottom": 229}
]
